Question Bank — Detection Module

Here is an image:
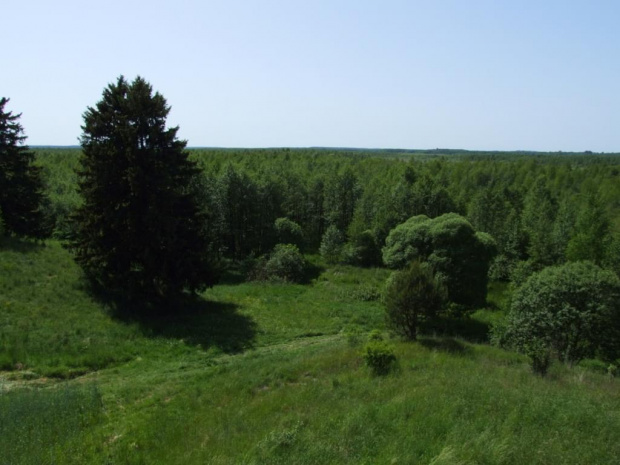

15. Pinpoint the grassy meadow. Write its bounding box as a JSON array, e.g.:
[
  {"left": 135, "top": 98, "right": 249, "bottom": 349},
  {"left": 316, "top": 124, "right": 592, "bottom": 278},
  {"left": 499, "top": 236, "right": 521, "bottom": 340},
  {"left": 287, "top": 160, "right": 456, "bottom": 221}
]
[{"left": 1, "top": 236, "right": 619, "bottom": 464}]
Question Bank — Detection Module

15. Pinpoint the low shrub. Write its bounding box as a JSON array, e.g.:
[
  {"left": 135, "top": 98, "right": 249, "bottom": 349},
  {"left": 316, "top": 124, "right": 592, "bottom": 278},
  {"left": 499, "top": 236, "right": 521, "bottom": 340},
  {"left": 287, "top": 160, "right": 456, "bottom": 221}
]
[{"left": 362, "top": 332, "right": 396, "bottom": 375}]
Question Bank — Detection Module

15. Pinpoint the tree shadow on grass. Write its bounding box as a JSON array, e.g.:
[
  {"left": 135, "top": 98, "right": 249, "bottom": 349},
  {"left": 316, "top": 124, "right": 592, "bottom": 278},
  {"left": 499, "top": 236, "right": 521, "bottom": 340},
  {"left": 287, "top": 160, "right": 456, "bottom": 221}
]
[
  {"left": 99, "top": 291, "right": 257, "bottom": 354},
  {"left": 418, "top": 337, "right": 472, "bottom": 356},
  {"left": 422, "top": 316, "right": 491, "bottom": 343},
  {"left": 300, "top": 261, "right": 325, "bottom": 284}
]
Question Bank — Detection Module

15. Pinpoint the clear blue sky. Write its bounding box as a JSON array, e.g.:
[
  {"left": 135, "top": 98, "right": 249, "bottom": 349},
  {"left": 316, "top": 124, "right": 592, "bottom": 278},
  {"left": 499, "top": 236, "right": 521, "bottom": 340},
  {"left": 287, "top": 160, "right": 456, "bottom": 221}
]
[{"left": 3, "top": 0, "right": 620, "bottom": 151}]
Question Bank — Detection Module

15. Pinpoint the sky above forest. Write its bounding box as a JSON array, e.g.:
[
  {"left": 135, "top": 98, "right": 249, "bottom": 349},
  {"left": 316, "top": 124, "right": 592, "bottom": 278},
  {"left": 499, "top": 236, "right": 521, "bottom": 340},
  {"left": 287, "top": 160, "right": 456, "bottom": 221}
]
[{"left": 3, "top": 1, "right": 620, "bottom": 151}]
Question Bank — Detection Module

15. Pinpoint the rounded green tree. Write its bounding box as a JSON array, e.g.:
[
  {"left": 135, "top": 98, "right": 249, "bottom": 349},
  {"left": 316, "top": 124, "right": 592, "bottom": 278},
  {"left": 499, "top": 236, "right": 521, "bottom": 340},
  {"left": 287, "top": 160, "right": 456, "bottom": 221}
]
[
  {"left": 70, "top": 76, "right": 217, "bottom": 301},
  {"left": 382, "top": 213, "right": 496, "bottom": 308},
  {"left": 505, "top": 261, "right": 620, "bottom": 372},
  {"left": 264, "top": 243, "right": 306, "bottom": 282}
]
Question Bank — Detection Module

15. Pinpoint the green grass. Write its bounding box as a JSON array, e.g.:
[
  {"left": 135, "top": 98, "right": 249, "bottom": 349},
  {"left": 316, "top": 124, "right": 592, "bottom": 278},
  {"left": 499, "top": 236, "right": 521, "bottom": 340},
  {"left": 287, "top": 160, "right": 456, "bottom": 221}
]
[{"left": 1, "top": 238, "right": 619, "bottom": 464}]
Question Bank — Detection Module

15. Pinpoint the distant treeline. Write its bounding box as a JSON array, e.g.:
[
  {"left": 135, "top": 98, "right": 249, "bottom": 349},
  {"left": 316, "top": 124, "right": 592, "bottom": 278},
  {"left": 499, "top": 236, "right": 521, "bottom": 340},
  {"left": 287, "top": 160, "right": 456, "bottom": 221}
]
[{"left": 35, "top": 147, "right": 620, "bottom": 279}]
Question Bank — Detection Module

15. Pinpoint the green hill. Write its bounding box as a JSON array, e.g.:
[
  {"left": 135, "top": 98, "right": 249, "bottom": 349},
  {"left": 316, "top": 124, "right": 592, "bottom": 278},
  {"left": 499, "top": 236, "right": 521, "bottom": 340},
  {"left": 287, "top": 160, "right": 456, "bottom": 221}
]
[{"left": 1, "top": 238, "right": 619, "bottom": 464}]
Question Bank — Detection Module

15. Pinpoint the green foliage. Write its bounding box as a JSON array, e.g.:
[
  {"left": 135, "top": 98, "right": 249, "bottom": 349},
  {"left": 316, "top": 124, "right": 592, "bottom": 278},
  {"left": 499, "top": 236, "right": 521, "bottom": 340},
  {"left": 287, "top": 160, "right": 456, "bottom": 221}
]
[
  {"left": 341, "top": 229, "right": 382, "bottom": 267},
  {"left": 505, "top": 261, "right": 620, "bottom": 366},
  {"left": 566, "top": 194, "right": 610, "bottom": 264},
  {"left": 70, "top": 76, "right": 217, "bottom": 301},
  {"left": 320, "top": 225, "right": 345, "bottom": 264},
  {"left": 0, "top": 98, "right": 50, "bottom": 238},
  {"left": 383, "top": 261, "right": 445, "bottom": 340},
  {"left": 259, "top": 243, "right": 306, "bottom": 283},
  {"left": 382, "top": 213, "right": 496, "bottom": 308},
  {"left": 411, "top": 174, "right": 457, "bottom": 218},
  {"left": 509, "top": 259, "right": 538, "bottom": 288},
  {"left": 274, "top": 217, "right": 304, "bottom": 249},
  {"left": 214, "top": 164, "right": 281, "bottom": 257},
  {"left": 522, "top": 176, "right": 559, "bottom": 267},
  {"left": 324, "top": 169, "right": 361, "bottom": 233},
  {"left": 362, "top": 334, "right": 396, "bottom": 375},
  {"left": 604, "top": 234, "right": 620, "bottom": 278}
]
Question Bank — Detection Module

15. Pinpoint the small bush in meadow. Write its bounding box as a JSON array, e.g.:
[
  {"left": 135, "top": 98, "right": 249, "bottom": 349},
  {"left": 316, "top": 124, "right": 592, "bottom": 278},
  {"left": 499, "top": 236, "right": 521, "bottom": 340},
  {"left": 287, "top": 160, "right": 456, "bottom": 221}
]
[
  {"left": 251, "top": 244, "right": 306, "bottom": 283},
  {"left": 362, "top": 332, "right": 396, "bottom": 375}
]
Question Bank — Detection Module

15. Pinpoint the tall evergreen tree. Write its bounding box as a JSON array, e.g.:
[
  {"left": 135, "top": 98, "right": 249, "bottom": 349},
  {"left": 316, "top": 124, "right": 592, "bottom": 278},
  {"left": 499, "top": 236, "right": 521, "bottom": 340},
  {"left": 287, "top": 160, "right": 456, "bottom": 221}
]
[
  {"left": 0, "top": 98, "right": 49, "bottom": 238},
  {"left": 70, "top": 76, "right": 217, "bottom": 301}
]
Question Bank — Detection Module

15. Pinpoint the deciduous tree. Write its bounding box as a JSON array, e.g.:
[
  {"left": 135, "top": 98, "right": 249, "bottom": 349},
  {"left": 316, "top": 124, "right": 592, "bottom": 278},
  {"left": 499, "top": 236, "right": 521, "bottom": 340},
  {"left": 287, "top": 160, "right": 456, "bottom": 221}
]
[
  {"left": 382, "top": 213, "right": 496, "bottom": 308},
  {"left": 505, "top": 261, "right": 620, "bottom": 369}
]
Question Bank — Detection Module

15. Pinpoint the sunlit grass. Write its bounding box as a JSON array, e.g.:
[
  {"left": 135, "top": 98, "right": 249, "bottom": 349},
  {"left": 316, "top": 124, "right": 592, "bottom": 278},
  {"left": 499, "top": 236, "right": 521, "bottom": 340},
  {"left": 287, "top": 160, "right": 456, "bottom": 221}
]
[{"left": 1, "top": 238, "right": 618, "bottom": 464}]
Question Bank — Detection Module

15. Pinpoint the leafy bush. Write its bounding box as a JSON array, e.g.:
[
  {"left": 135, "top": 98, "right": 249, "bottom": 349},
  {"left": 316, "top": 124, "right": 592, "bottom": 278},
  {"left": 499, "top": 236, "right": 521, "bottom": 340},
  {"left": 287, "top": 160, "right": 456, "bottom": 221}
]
[
  {"left": 252, "top": 244, "right": 306, "bottom": 283},
  {"left": 382, "top": 213, "right": 496, "bottom": 308},
  {"left": 362, "top": 332, "right": 396, "bottom": 375},
  {"left": 505, "top": 261, "right": 620, "bottom": 369},
  {"left": 383, "top": 261, "right": 445, "bottom": 340},
  {"left": 320, "top": 225, "right": 345, "bottom": 264}
]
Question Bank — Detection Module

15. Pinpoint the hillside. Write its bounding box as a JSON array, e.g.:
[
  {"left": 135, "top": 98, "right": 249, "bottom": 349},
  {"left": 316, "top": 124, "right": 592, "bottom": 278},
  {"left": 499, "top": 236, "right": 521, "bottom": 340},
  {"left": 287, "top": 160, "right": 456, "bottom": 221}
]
[{"left": 1, "top": 238, "right": 619, "bottom": 464}]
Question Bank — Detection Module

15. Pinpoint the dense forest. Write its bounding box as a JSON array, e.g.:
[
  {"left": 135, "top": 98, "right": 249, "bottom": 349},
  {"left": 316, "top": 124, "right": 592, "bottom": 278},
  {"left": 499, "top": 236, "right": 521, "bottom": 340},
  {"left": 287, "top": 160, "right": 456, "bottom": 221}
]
[{"left": 37, "top": 146, "right": 620, "bottom": 281}]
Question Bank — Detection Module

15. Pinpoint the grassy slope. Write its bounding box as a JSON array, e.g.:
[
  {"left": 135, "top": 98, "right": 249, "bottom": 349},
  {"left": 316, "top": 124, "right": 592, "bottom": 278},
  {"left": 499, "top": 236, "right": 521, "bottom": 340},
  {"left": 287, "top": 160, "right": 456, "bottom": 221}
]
[{"left": 1, "top": 239, "right": 619, "bottom": 464}]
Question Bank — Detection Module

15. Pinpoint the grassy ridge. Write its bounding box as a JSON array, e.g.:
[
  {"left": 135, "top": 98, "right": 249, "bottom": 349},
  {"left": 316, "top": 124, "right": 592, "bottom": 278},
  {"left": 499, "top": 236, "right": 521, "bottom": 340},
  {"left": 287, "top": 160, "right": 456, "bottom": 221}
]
[{"left": 1, "top": 239, "right": 619, "bottom": 464}]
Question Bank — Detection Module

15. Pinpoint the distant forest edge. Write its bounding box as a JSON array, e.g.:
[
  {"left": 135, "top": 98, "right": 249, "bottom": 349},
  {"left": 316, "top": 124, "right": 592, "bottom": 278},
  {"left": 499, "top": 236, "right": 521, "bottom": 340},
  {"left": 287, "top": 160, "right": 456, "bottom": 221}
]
[{"left": 32, "top": 145, "right": 620, "bottom": 160}]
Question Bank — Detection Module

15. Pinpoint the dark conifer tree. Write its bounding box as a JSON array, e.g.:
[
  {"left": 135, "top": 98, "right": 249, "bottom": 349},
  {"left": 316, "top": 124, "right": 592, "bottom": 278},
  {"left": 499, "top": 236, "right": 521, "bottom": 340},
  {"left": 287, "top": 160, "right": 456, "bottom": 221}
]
[
  {"left": 0, "top": 98, "right": 49, "bottom": 238},
  {"left": 70, "top": 76, "right": 217, "bottom": 301}
]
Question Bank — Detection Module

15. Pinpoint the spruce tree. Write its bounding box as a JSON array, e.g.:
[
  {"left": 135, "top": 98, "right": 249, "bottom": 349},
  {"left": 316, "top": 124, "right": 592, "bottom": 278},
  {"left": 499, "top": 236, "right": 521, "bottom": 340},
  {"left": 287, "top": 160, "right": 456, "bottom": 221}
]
[
  {"left": 0, "top": 98, "right": 49, "bottom": 238},
  {"left": 71, "top": 76, "right": 217, "bottom": 301}
]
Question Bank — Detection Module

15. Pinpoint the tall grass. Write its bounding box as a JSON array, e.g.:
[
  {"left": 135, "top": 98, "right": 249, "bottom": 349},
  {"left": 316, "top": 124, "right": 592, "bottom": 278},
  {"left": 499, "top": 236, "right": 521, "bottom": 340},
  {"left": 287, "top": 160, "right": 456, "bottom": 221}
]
[{"left": 0, "top": 383, "right": 102, "bottom": 465}]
